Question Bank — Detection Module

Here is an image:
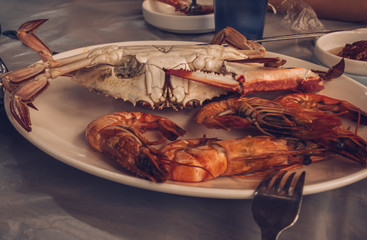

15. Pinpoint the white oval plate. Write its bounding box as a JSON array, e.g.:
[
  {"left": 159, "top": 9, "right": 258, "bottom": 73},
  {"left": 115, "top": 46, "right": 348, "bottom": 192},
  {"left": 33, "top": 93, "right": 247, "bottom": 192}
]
[
  {"left": 315, "top": 28, "right": 367, "bottom": 76},
  {"left": 142, "top": 0, "right": 214, "bottom": 34},
  {"left": 5, "top": 40, "right": 367, "bottom": 199}
]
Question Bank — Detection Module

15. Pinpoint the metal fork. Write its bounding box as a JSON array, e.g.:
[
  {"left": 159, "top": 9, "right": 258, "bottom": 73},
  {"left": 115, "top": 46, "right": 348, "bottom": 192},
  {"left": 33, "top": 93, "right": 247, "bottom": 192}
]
[{"left": 252, "top": 170, "right": 306, "bottom": 240}]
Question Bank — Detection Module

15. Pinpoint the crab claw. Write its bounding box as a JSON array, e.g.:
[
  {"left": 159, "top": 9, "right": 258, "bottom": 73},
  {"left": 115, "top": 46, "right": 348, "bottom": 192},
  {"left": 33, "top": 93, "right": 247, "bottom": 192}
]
[
  {"left": 211, "top": 27, "right": 265, "bottom": 57},
  {"left": 10, "top": 96, "right": 32, "bottom": 132},
  {"left": 17, "top": 19, "right": 52, "bottom": 62},
  {"left": 166, "top": 67, "right": 325, "bottom": 95},
  {"left": 166, "top": 58, "right": 345, "bottom": 96},
  {"left": 313, "top": 58, "right": 345, "bottom": 80},
  {"left": 9, "top": 75, "right": 49, "bottom": 132}
]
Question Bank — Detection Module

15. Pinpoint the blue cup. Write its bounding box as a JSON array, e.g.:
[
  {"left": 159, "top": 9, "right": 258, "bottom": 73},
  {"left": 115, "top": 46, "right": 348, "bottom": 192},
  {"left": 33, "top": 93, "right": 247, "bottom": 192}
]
[{"left": 214, "top": 0, "right": 268, "bottom": 40}]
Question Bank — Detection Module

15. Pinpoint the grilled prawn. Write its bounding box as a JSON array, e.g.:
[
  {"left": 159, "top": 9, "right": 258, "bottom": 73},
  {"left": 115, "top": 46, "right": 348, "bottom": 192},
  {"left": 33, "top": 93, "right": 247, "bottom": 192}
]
[
  {"left": 85, "top": 112, "right": 186, "bottom": 182},
  {"left": 159, "top": 136, "right": 328, "bottom": 182},
  {"left": 195, "top": 94, "right": 367, "bottom": 166}
]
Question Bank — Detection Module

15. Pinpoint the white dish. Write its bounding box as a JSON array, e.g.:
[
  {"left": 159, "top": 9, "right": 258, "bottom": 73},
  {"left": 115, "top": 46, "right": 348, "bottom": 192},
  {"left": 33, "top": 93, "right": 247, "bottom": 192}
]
[
  {"left": 315, "top": 28, "right": 367, "bottom": 76},
  {"left": 142, "top": 0, "right": 214, "bottom": 34},
  {"left": 5, "top": 40, "right": 367, "bottom": 199}
]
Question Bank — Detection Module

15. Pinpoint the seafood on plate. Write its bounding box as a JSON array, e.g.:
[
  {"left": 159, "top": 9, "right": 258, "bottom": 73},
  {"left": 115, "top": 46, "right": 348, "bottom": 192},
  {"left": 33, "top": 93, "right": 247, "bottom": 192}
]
[
  {"left": 159, "top": 135, "right": 328, "bottom": 182},
  {"left": 86, "top": 111, "right": 331, "bottom": 182},
  {"left": 86, "top": 112, "right": 186, "bottom": 182},
  {"left": 86, "top": 108, "right": 367, "bottom": 183},
  {"left": 195, "top": 93, "right": 367, "bottom": 133},
  {"left": 155, "top": 0, "right": 214, "bottom": 15},
  {"left": 1, "top": 19, "right": 344, "bottom": 132},
  {"left": 195, "top": 93, "right": 367, "bottom": 166},
  {"left": 274, "top": 92, "right": 367, "bottom": 129}
]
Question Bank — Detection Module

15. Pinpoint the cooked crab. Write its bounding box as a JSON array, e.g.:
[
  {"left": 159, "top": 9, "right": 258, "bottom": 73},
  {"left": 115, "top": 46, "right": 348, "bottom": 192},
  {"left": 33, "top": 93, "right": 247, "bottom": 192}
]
[{"left": 0, "top": 20, "right": 343, "bottom": 132}]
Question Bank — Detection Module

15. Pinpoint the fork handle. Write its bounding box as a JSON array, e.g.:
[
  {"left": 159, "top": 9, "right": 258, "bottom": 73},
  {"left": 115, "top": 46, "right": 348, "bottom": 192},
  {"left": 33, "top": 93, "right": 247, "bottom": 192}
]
[{"left": 261, "top": 229, "right": 279, "bottom": 240}]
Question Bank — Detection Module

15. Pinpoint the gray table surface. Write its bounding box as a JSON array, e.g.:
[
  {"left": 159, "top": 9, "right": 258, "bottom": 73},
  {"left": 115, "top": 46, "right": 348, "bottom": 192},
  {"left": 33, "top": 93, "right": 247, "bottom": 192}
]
[{"left": 1, "top": 0, "right": 367, "bottom": 239}]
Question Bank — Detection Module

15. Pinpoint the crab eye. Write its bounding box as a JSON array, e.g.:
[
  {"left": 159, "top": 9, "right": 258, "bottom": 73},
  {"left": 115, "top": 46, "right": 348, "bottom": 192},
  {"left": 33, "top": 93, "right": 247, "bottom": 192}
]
[{"left": 114, "top": 55, "right": 145, "bottom": 78}]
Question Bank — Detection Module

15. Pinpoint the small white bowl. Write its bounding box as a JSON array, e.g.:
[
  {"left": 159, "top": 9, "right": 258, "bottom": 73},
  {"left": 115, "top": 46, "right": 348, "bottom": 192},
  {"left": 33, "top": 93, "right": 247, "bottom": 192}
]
[
  {"left": 142, "top": 0, "right": 214, "bottom": 34},
  {"left": 315, "top": 28, "right": 367, "bottom": 76}
]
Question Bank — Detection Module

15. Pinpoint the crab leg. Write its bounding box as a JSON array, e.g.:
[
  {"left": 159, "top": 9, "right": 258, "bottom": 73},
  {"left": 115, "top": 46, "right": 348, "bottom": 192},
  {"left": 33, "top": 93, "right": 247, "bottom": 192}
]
[
  {"left": 9, "top": 19, "right": 101, "bottom": 79},
  {"left": 2, "top": 19, "right": 91, "bottom": 85},
  {"left": 3, "top": 62, "right": 98, "bottom": 132},
  {"left": 17, "top": 19, "right": 53, "bottom": 62},
  {"left": 2, "top": 20, "right": 140, "bottom": 132},
  {"left": 2, "top": 19, "right": 95, "bottom": 131},
  {"left": 1, "top": 63, "right": 46, "bottom": 89}
]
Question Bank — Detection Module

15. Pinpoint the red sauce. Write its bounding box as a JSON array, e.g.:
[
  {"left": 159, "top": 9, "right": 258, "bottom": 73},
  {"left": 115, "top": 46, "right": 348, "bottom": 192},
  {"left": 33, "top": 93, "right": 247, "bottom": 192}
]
[{"left": 337, "top": 40, "right": 367, "bottom": 61}]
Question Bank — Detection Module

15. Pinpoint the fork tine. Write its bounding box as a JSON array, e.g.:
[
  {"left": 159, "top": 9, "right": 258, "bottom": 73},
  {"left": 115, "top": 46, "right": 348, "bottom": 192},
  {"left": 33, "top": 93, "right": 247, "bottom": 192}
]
[
  {"left": 255, "top": 170, "right": 279, "bottom": 191},
  {"left": 270, "top": 170, "right": 287, "bottom": 192},
  {"left": 282, "top": 172, "right": 296, "bottom": 194},
  {"left": 292, "top": 171, "right": 306, "bottom": 196}
]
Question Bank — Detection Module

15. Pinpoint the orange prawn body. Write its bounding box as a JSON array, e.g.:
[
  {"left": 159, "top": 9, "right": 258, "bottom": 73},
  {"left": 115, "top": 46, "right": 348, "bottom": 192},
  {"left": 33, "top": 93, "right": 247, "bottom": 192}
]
[{"left": 160, "top": 136, "right": 327, "bottom": 182}]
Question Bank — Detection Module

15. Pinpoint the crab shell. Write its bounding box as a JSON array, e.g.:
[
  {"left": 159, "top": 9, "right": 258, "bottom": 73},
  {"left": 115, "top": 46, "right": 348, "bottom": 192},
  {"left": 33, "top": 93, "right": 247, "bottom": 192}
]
[{"left": 71, "top": 44, "right": 263, "bottom": 109}]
